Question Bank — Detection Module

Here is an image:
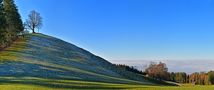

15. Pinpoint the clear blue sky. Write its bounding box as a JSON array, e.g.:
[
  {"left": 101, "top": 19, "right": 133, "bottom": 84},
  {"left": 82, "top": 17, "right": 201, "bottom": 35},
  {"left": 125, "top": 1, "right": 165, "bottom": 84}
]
[{"left": 15, "top": 0, "right": 214, "bottom": 61}]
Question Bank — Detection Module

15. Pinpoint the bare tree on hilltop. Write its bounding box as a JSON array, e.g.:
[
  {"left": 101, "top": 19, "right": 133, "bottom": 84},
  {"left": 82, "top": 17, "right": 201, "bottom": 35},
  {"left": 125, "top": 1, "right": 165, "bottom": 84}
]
[{"left": 25, "top": 10, "right": 42, "bottom": 33}]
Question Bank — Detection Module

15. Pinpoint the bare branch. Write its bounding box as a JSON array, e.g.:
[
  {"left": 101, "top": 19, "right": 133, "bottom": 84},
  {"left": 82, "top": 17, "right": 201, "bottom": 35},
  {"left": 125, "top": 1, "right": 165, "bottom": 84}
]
[{"left": 25, "top": 10, "right": 42, "bottom": 33}]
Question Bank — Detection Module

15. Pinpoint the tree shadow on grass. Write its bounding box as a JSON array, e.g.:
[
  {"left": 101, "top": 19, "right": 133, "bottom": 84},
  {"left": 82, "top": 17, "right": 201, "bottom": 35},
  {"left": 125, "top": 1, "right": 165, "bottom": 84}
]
[{"left": 0, "top": 60, "right": 150, "bottom": 89}]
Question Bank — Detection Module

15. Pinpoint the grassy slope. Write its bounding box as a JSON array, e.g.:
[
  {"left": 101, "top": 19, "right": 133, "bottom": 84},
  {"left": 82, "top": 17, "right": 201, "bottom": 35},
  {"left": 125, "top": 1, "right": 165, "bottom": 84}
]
[
  {"left": 0, "top": 34, "right": 213, "bottom": 90},
  {"left": 0, "top": 33, "right": 174, "bottom": 89}
]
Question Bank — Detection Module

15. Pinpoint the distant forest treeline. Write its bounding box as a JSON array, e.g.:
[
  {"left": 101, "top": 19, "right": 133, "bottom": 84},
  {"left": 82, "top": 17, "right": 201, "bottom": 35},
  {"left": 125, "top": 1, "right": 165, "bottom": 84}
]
[
  {"left": 146, "top": 62, "right": 214, "bottom": 85},
  {"left": 169, "top": 71, "right": 214, "bottom": 85},
  {"left": 0, "top": 0, "right": 23, "bottom": 49},
  {"left": 116, "top": 62, "right": 214, "bottom": 85}
]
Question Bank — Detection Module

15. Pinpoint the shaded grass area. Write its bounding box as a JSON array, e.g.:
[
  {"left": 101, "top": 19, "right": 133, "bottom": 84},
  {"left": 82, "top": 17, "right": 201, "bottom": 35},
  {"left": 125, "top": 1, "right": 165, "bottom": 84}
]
[
  {"left": 0, "top": 34, "right": 178, "bottom": 89},
  {"left": 0, "top": 34, "right": 157, "bottom": 85},
  {"left": 0, "top": 77, "right": 149, "bottom": 90}
]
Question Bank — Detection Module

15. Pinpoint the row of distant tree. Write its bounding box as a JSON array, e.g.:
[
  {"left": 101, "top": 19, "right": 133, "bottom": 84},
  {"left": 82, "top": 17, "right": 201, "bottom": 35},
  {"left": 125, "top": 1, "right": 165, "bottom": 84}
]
[
  {"left": 169, "top": 71, "right": 214, "bottom": 85},
  {"left": 115, "top": 64, "right": 146, "bottom": 75},
  {"left": 144, "top": 62, "right": 214, "bottom": 85},
  {"left": 0, "top": 0, "right": 42, "bottom": 49},
  {"left": 116, "top": 61, "right": 214, "bottom": 85}
]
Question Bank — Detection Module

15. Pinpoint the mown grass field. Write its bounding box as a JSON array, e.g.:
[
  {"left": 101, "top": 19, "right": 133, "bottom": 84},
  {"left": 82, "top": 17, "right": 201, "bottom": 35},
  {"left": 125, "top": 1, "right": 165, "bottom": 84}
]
[{"left": 0, "top": 78, "right": 214, "bottom": 90}]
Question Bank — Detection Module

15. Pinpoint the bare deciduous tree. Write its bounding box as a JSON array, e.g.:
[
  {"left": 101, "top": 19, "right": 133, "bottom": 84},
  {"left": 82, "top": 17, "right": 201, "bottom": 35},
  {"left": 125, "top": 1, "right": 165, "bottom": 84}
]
[{"left": 25, "top": 10, "right": 42, "bottom": 33}]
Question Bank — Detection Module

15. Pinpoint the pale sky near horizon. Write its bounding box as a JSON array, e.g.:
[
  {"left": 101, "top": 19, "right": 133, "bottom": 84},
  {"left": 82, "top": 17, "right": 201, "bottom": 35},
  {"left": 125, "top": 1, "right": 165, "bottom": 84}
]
[{"left": 15, "top": 0, "right": 214, "bottom": 62}]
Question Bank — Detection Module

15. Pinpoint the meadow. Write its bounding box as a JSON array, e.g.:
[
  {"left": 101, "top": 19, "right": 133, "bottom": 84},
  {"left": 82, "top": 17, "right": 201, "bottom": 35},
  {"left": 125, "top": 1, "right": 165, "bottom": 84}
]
[
  {"left": 0, "top": 34, "right": 213, "bottom": 90},
  {"left": 0, "top": 77, "right": 214, "bottom": 90}
]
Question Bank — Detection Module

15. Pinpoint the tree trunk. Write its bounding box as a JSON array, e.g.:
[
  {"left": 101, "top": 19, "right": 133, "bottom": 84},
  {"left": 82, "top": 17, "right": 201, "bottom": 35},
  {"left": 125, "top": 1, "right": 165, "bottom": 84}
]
[{"left": 32, "top": 28, "right": 35, "bottom": 33}]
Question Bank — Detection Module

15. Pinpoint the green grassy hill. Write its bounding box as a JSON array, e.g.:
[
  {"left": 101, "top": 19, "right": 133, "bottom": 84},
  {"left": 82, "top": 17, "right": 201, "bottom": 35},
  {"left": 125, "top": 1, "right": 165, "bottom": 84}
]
[{"left": 0, "top": 33, "right": 174, "bottom": 89}]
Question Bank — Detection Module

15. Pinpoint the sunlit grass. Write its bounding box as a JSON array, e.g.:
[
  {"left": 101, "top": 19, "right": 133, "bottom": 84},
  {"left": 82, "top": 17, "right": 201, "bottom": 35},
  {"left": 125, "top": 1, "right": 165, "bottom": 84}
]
[
  {"left": 0, "top": 78, "right": 214, "bottom": 90},
  {"left": 0, "top": 36, "right": 29, "bottom": 61}
]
